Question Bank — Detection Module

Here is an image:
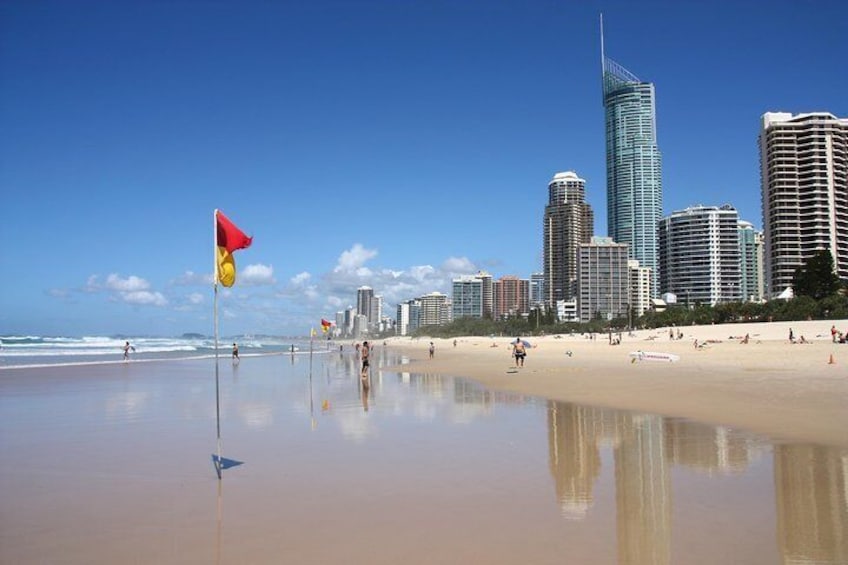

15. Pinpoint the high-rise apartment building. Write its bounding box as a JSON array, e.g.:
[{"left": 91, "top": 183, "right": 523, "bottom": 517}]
[
  {"left": 759, "top": 112, "right": 848, "bottom": 296},
  {"left": 418, "top": 292, "right": 450, "bottom": 327},
  {"left": 543, "top": 171, "right": 594, "bottom": 305},
  {"left": 577, "top": 237, "right": 630, "bottom": 323},
  {"left": 628, "top": 260, "right": 651, "bottom": 319},
  {"left": 601, "top": 28, "right": 663, "bottom": 296},
  {"left": 738, "top": 221, "right": 765, "bottom": 302},
  {"left": 658, "top": 205, "right": 742, "bottom": 306},
  {"left": 452, "top": 275, "right": 484, "bottom": 319},
  {"left": 493, "top": 276, "right": 529, "bottom": 319},
  {"left": 530, "top": 273, "right": 545, "bottom": 308},
  {"left": 396, "top": 300, "right": 421, "bottom": 336},
  {"left": 356, "top": 286, "right": 374, "bottom": 328},
  {"left": 478, "top": 271, "right": 494, "bottom": 319}
]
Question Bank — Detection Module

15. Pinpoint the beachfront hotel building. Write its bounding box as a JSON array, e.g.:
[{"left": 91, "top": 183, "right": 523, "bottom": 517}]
[
  {"left": 658, "top": 205, "right": 742, "bottom": 307},
  {"left": 396, "top": 299, "right": 422, "bottom": 336},
  {"left": 628, "top": 260, "right": 651, "bottom": 318},
  {"left": 576, "top": 237, "right": 629, "bottom": 323},
  {"left": 357, "top": 286, "right": 375, "bottom": 330},
  {"left": 601, "top": 32, "right": 663, "bottom": 297},
  {"left": 738, "top": 221, "right": 765, "bottom": 302},
  {"left": 530, "top": 272, "right": 545, "bottom": 308},
  {"left": 543, "top": 171, "right": 594, "bottom": 306},
  {"left": 759, "top": 112, "right": 848, "bottom": 297},
  {"left": 493, "top": 276, "right": 530, "bottom": 319},
  {"left": 418, "top": 292, "right": 451, "bottom": 327},
  {"left": 452, "top": 275, "right": 485, "bottom": 319}
]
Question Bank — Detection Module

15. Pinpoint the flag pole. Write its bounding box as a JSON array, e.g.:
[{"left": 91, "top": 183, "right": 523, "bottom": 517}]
[
  {"left": 309, "top": 328, "right": 314, "bottom": 378},
  {"left": 213, "top": 209, "right": 223, "bottom": 477}
]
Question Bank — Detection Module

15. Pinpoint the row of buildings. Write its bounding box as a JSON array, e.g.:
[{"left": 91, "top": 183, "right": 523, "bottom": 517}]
[{"left": 336, "top": 30, "right": 847, "bottom": 337}]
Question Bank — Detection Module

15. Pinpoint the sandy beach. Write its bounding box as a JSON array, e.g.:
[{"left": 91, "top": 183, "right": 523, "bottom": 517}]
[
  {"left": 385, "top": 320, "right": 848, "bottom": 448},
  {"left": 1, "top": 324, "right": 847, "bottom": 563}
]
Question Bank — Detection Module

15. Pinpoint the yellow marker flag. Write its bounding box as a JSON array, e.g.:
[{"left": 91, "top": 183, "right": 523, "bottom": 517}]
[
  {"left": 215, "top": 210, "right": 252, "bottom": 288},
  {"left": 217, "top": 247, "right": 236, "bottom": 287}
]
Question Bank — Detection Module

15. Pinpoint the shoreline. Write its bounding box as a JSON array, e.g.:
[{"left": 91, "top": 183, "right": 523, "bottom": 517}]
[{"left": 383, "top": 320, "right": 848, "bottom": 448}]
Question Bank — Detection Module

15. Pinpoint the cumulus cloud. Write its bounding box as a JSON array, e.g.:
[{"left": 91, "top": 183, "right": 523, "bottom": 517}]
[
  {"left": 241, "top": 263, "right": 275, "bottom": 285},
  {"left": 122, "top": 290, "right": 168, "bottom": 306},
  {"left": 83, "top": 273, "right": 168, "bottom": 307},
  {"left": 441, "top": 256, "right": 477, "bottom": 274},
  {"left": 334, "top": 244, "right": 378, "bottom": 273},
  {"left": 105, "top": 274, "right": 151, "bottom": 292},
  {"left": 291, "top": 272, "right": 311, "bottom": 285}
]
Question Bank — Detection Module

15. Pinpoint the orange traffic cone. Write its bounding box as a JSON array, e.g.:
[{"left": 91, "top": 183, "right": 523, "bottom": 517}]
[{"left": 828, "top": 354, "right": 835, "bottom": 365}]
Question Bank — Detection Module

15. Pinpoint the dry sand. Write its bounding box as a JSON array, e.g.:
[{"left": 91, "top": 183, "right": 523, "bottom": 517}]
[{"left": 384, "top": 320, "right": 848, "bottom": 448}]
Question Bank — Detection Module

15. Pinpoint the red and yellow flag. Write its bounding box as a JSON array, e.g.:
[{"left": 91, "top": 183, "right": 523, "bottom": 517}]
[
  {"left": 215, "top": 210, "right": 252, "bottom": 287},
  {"left": 321, "top": 318, "right": 332, "bottom": 333}
]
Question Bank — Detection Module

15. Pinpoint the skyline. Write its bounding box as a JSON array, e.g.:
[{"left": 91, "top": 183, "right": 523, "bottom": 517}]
[{"left": 1, "top": 1, "right": 846, "bottom": 336}]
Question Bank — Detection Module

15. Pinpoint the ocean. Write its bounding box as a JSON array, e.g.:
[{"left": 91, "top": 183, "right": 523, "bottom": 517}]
[{"left": 0, "top": 334, "right": 337, "bottom": 369}]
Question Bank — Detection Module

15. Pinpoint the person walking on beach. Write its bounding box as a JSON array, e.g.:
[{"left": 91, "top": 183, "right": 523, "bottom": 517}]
[
  {"left": 513, "top": 338, "right": 527, "bottom": 367},
  {"left": 429, "top": 342, "right": 435, "bottom": 359},
  {"left": 123, "top": 341, "right": 134, "bottom": 362},
  {"left": 360, "top": 340, "right": 370, "bottom": 384},
  {"left": 232, "top": 343, "right": 239, "bottom": 362}
]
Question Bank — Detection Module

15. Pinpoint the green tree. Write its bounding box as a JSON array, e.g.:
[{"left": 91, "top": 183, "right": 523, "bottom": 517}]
[{"left": 793, "top": 250, "right": 840, "bottom": 300}]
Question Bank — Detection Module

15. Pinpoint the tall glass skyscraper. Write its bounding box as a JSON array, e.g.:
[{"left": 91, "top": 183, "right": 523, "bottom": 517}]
[{"left": 601, "top": 23, "right": 663, "bottom": 296}]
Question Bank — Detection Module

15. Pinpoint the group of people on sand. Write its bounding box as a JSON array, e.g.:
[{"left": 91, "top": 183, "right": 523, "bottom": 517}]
[
  {"left": 830, "top": 325, "right": 848, "bottom": 344},
  {"left": 788, "top": 328, "right": 811, "bottom": 344}
]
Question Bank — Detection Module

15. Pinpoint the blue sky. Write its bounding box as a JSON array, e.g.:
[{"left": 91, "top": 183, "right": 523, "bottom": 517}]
[{"left": 1, "top": 0, "right": 845, "bottom": 337}]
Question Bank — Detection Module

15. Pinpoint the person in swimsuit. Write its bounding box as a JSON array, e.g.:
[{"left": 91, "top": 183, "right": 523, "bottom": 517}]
[
  {"left": 360, "top": 341, "right": 370, "bottom": 385},
  {"left": 512, "top": 338, "right": 526, "bottom": 367}
]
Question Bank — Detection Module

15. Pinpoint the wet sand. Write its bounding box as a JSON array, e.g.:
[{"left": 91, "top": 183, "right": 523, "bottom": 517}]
[
  {"left": 386, "top": 320, "right": 848, "bottom": 448},
  {"left": 1, "top": 322, "right": 847, "bottom": 564}
]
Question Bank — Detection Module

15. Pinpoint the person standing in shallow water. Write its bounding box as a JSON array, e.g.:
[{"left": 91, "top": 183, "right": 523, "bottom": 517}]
[
  {"left": 232, "top": 343, "right": 239, "bottom": 362},
  {"left": 123, "top": 341, "right": 133, "bottom": 362},
  {"left": 360, "top": 341, "right": 371, "bottom": 385}
]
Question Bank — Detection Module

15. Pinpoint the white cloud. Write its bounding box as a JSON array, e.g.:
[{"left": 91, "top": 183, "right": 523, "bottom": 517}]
[
  {"left": 82, "top": 273, "right": 169, "bottom": 308},
  {"left": 188, "top": 292, "right": 204, "bottom": 305},
  {"left": 105, "top": 273, "right": 151, "bottom": 292},
  {"left": 441, "top": 256, "right": 477, "bottom": 274},
  {"left": 121, "top": 290, "right": 168, "bottom": 306},
  {"left": 334, "top": 243, "right": 377, "bottom": 273},
  {"left": 326, "top": 295, "right": 344, "bottom": 307},
  {"left": 291, "top": 272, "right": 311, "bottom": 285},
  {"left": 240, "top": 263, "right": 275, "bottom": 285},
  {"left": 85, "top": 275, "right": 100, "bottom": 292}
]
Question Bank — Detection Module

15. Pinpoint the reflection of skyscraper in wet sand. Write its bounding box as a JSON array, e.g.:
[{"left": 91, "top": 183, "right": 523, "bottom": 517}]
[
  {"left": 774, "top": 445, "right": 848, "bottom": 564},
  {"left": 663, "top": 420, "right": 764, "bottom": 474},
  {"left": 615, "top": 414, "right": 671, "bottom": 565},
  {"left": 547, "top": 403, "right": 604, "bottom": 518}
]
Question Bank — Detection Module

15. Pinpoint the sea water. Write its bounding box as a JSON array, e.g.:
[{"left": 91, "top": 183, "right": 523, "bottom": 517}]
[{"left": 0, "top": 334, "right": 330, "bottom": 369}]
